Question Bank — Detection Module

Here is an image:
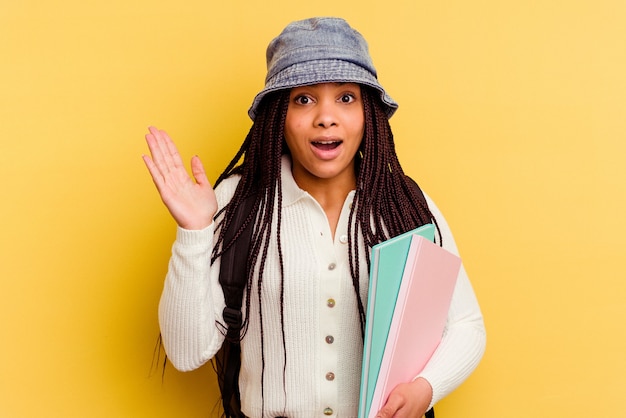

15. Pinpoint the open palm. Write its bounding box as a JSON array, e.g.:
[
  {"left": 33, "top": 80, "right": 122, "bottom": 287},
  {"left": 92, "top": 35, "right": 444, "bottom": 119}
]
[{"left": 142, "top": 126, "right": 217, "bottom": 230}]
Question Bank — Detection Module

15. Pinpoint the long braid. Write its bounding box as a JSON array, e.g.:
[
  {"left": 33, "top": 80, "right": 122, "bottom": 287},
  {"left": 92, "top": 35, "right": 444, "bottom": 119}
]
[
  {"left": 211, "top": 90, "right": 290, "bottom": 417},
  {"left": 348, "top": 87, "right": 440, "bottom": 337}
]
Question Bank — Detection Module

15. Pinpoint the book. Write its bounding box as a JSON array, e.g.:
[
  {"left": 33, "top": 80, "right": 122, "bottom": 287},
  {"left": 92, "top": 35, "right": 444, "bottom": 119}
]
[
  {"left": 358, "top": 224, "right": 436, "bottom": 418},
  {"left": 366, "top": 235, "right": 461, "bottom": 418}
]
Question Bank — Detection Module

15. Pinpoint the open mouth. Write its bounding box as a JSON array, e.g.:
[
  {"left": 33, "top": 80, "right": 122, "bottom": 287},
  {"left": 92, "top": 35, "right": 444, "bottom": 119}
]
[{"left": 312, "top": 140, "right": 342, "bottom": 151}]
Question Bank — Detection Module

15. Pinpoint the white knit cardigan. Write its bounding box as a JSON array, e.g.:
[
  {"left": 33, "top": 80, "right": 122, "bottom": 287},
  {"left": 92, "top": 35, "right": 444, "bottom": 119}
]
[{"left": 159, "top": 157, "right": 486, "bottom": 418}]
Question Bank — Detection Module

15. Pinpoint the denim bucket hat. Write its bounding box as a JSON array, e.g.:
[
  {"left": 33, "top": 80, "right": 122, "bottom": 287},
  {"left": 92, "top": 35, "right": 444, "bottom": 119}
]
[{"left": 248, "top": 17, "right": 398, "bottom": 120}]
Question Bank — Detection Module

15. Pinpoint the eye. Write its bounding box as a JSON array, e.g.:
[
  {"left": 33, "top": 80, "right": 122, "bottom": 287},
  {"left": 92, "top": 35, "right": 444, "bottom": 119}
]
[
  {"left": 339, "top": 93, "right": 356, "bottom": 103},
  {"left": 294, "top": 95, "right": 313, "bottom": 105}
]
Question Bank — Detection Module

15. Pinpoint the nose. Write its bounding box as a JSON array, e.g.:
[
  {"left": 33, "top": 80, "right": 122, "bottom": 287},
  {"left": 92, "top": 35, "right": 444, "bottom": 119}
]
[{"left": 314, "top": 98, "right": 338, "bottom": 128}]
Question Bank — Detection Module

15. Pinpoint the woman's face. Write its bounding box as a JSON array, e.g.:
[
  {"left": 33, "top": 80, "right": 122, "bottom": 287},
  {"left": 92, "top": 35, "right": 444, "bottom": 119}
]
[{"left": 284, "top": 82, "right": 364, "bottom": 188}]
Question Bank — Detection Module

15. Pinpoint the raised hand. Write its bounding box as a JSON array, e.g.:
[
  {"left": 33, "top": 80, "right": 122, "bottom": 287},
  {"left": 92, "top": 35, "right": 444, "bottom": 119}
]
[{"left": 142, "top": 126, "right": 217, "bottom": 230}]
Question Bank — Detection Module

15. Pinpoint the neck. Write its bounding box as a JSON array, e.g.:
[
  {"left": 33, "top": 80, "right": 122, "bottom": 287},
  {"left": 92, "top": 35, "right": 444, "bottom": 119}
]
[{"left": 292, "top": 171, "right": 356, "bottom": 239}]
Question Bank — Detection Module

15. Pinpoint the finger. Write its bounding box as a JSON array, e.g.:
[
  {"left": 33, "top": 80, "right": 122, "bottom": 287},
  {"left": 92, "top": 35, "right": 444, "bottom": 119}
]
[
  {"left": 145, "top": 128, "right": 170, "bottom": 175},
  {"left": 376, "top": 394, "right": 403, "bottom": 418},
  {"left": 144, "top": 130, "right": 161, "bottom": 162},
  {"left": 146, "top": 126, "right": 182, "bottom": 174},
  {"left": 190, "top": 155, "right": 210, "bottom": 186},
  {"left": 159, "top": 128, "right": 186, "bottom": 171},
  {"left": 142, "top": 154, "right": 167, "bottom": 194}
]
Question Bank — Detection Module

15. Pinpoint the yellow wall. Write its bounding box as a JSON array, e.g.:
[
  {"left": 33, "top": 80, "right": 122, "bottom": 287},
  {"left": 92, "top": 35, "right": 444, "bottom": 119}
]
[{"left": 1, "top": 0, "right": 625, "bottom": 416}]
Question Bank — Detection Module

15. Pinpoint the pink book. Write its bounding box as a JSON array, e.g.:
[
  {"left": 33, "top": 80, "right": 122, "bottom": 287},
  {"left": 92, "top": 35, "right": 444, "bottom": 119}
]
[{"left": 368, "top": 235, "right": 461, "bottom": 418}]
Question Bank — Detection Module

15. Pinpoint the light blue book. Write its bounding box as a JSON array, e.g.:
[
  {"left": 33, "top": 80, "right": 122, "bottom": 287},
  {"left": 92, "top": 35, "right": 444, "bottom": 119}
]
[{"left": 358, "top": 223, "right": 436, "bottom": 418}]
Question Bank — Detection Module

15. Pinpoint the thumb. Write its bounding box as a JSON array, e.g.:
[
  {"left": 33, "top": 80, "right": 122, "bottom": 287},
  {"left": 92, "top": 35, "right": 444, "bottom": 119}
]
[
  {"left": 376, "top": 391, "right": 406, "bottom": 418},
  {"left": 190, "top": 155, "right": 210, "bottom": 186},
  {"left": 376, "top": 400, "right": 400, "bottom": 418}
]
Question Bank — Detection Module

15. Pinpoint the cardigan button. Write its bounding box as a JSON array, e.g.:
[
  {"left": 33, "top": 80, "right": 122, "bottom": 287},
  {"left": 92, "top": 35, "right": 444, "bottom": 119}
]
[
  {"left": 325, "top": 335, "right": 334, "bottom": 344},
  {"left": 323, "top": 407, "right": 334, "bottom": 416},
  {"left": 326, "top": 298, "right": 336, "bottom": 308},
  {"left": 326, "top": 372, "right": 335, "bottom": 381}
]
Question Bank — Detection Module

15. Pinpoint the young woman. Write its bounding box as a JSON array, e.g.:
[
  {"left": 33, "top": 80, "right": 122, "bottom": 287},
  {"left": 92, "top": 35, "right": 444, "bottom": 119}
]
[{"left": 143, "top": 17, "right": 485, "bottom": 418}]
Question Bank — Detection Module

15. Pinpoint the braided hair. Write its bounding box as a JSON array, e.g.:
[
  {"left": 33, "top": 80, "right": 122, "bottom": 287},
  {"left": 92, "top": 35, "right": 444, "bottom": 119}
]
[
  {"left": 210, "top": 86, "right": 438, "bottom": 416},
  {"left": 211, "top": 85, "right": 438, "bottom": 338}
]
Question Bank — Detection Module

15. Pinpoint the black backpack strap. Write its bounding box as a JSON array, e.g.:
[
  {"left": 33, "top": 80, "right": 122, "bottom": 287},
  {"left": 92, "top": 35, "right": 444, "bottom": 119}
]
[
  {"left": 219, "top": 194, "right": 256, "bottom": 336},
  {"left": 426, "top": 407, "right": 435, "bottom": 418},
  {"left": 216, "top": 194, "right": 256, "bottom": 418}
]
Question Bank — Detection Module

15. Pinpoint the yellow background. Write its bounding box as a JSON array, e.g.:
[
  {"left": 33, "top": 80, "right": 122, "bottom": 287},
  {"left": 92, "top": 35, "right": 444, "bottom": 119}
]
[{"left": 1, "top": 0, "right": 625, "bottom": 416}]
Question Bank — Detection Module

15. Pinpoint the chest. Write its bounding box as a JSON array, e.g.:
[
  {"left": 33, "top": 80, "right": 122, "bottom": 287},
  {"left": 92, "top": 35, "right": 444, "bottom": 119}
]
[{"left": 249, "top": 197, "right": 370, "bottom": 309}]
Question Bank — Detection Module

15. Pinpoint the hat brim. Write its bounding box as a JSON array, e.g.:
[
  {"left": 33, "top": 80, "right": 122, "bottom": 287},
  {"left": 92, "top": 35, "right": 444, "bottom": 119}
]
[{"left": 248, "top": 59, "right": 398, "bottom": 120}]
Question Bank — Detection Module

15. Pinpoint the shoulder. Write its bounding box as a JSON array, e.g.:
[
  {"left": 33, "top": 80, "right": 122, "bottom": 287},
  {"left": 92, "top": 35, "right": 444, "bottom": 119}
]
[
  {"left": 422, "top": 190, "right": 462, "bottom": 256},
  {"left": 214, "top": 174, "right": 241, "bottom": 209}
]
